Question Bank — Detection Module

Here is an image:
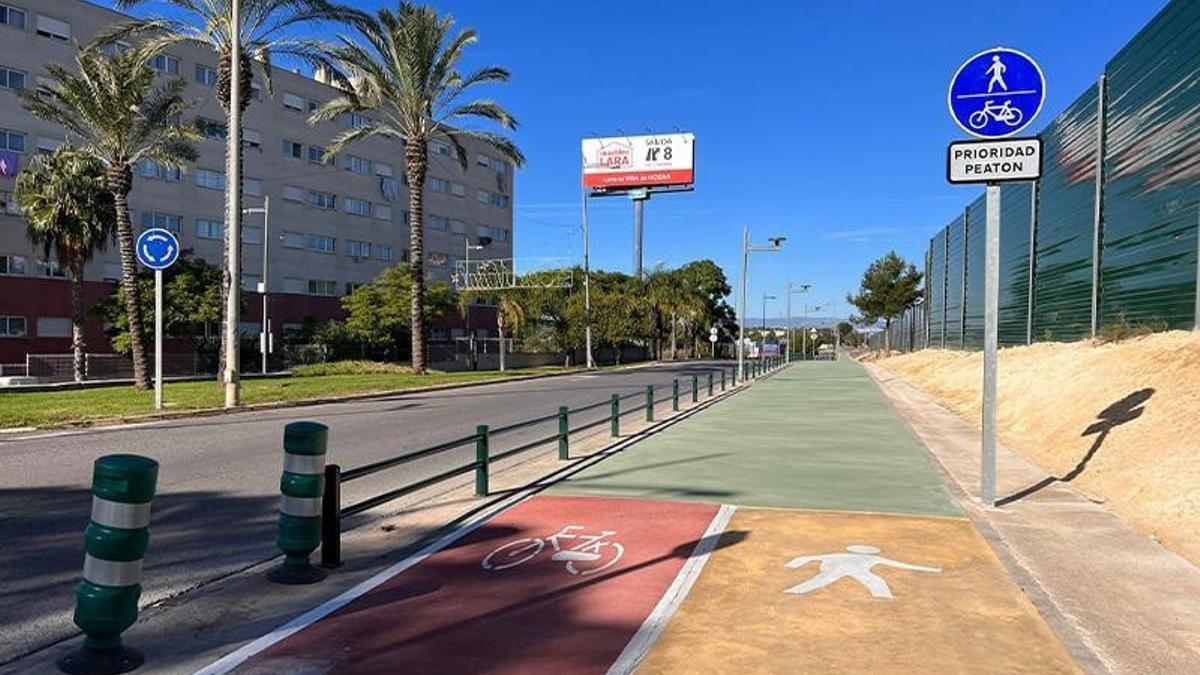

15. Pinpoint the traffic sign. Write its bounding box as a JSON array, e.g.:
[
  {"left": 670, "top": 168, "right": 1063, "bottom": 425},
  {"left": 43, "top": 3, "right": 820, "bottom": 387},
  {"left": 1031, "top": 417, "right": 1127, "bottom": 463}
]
[
  {"left": 948, "top": 47, "right": 1045, "bottom": 138},
  {"left": 136, "top": 228, "right": 180, "bottom": 270},
  {"left": 947, "top": 137, "right": 1042, "bottom": 184},
  {"left": 709, "top": 334, "right": 718, "bottom": 343},
  {"left": 710, "top": 326, "right": 719, "bottom": 335}
]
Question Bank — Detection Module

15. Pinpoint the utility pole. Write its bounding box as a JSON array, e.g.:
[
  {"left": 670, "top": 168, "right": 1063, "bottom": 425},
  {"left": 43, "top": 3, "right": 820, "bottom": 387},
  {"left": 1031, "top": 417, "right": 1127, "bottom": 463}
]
[
  {"left": 738, "top": 227, "right": 785, "bottom": 381},
  {"left": 243, "top": 196, "right": 270, "bottom": 375},
  {"left": 223, "top": 0, "right": 242, "bottom": 408}
]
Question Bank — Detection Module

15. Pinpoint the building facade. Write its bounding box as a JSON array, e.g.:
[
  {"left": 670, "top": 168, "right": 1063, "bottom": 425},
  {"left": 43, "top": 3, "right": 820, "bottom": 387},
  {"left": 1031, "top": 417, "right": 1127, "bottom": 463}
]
[{"left": 0, "top": 0, "right": 515, "bottom": 366}]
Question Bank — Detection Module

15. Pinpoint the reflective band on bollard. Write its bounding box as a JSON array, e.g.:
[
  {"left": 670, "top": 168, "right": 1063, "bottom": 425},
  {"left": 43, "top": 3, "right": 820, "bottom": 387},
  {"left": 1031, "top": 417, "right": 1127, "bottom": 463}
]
[
  {"left": 58, "top": 454, "right": 158, "bottom": 675},
  {"left": 268, "top": 421, "right": 328, "bottom": 585}
]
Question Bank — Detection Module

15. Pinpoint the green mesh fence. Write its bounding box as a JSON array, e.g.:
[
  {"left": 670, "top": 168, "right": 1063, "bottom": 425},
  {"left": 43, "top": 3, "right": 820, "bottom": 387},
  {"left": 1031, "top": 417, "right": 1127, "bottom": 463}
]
[
  {"left": 963, "top": 195, "right": 987, "bottom": 349},
  {"left": 944, "top": 214, "right": 966, "bottom": 349}
]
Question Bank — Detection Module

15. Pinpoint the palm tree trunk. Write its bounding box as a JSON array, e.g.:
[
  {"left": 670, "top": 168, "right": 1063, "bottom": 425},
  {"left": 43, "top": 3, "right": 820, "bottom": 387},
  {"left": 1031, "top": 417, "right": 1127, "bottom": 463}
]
[
  {"left": 70, "top": 261, "right": 86, "bottom": 384},
  {"left": 216, "top": 50, "right": 252, "bottom": 385},
  {"left": 884, "top": 318, "right": 891, "bottom": 352},
  {"left": 406, "top": 143, "right": 428, "bottom": 374},
  {"left": 670, "top": 312, "right": 677, "bottom": 360},
  {"left": 497, "top": 313, "right": 506, "bottom": 372},
  {"left": 107, "top": 165, "right": 150, "bottom": 389}
]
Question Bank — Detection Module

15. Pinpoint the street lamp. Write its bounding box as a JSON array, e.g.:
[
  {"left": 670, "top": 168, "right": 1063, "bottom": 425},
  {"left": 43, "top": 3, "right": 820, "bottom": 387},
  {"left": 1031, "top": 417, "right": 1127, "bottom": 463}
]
[
  {"left": 739, "top": 227, "right": 784, "bottom": 381},
  {"left": 786, "top": 283, "right": 810, "bottom": 363},
  {"left": 242, "top": 197, "right": 270, "bottom": 375},
  {"left": 463, "top": 236, "right": 492, "bottom": 370},
  {"left": 761, "top": 293, "right": 776, "bottom": 360}
]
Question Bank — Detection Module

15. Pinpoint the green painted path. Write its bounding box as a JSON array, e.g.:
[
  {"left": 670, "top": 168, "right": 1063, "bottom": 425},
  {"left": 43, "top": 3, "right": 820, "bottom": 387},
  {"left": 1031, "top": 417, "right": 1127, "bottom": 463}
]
[{"left": 551, "top": 360, "right": 960, "bottom": 516}]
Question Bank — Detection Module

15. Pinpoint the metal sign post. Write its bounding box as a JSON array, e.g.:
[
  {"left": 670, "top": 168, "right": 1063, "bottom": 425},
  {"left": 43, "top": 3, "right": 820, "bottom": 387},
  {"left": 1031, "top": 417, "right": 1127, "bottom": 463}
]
[
  {"left": 136, "top": 228, "right": 180, "bottom": 410},
  {"left": 947, "top": 47, "right": 1046, "bottom": 506}
]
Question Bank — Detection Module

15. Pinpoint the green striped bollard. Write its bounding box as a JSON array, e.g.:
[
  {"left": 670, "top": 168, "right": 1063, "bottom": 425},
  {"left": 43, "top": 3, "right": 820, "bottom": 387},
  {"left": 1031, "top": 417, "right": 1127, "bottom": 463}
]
[
  {"left": 691, "top": 374, "right": 698, "bottom": 403},
  {"left": 268, "top": 421, "right": 328, "bottom": 585},
  {"left": 646, "top": 385, "right": 655, "bottom": 422},
  {"left": 672, "top": 379, "right": 680, "bottom": 411},
  {"left": 558, "top": 406, "right": 570, "bottom": 460},
  {"left": 475, "top": 425, "right": 490, "bottom": 496},
  {"left": 610, "top": 394, "right": 620, "bottom": 437},
  {"left": 58, "top": 454, "right": 158, "bottom": 675}
]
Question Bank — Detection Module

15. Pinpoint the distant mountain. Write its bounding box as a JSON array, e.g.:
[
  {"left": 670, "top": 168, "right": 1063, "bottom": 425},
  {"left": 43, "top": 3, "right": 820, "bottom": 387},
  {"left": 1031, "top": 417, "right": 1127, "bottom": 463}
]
[{"left": 744, "top": 316, "right": 845, "bottom": 329}]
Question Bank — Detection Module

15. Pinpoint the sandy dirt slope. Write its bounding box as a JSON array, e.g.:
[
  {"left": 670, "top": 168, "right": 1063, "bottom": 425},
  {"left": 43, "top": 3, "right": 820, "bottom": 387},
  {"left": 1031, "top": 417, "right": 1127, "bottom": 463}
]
[{"left": 874, "top": 331, "right": 1200, "bottom": 567}]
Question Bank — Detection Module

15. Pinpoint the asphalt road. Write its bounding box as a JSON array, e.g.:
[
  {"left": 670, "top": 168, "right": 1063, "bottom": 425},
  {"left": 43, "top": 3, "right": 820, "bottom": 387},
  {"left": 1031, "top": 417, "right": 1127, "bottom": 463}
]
[{"left": 0, "top": 361, "right": 729, "bottom": 664}]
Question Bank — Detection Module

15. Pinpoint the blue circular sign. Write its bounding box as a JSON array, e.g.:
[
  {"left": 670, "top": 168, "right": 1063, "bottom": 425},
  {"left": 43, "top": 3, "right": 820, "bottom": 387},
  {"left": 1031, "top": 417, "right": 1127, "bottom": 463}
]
[
  {"left": 136, "top": 228, "right": 180, "bottom": 270},
  {"left": 948, "top": 47, "right": 1045, "bottom": 138}
]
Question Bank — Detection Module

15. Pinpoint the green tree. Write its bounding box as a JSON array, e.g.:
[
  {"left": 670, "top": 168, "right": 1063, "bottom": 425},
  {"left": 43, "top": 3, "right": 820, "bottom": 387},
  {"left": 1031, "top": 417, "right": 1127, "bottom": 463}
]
[
  {"left": 311, "top": 2, "right": 525, "bottom": 374},
  {"left": 96, "top": 255, "right": 224, "bottom": 363},
  {"left": 104, "top": 0, "right": 363, "bottom": 382},
  {"left": 342, "top": 265, "right": 455, "bottom": 360},
  {"left": 15, "top": 147, "right": 118, "bottom": 383},
  {"left": 20, "top": 45, "right": 199, "bottom": 389},
  {"left": 846, "top": 251, "right": 923, "bottom": 352},
  {"left": 459, "top": 290, "right": 528, "bottom": 370}
]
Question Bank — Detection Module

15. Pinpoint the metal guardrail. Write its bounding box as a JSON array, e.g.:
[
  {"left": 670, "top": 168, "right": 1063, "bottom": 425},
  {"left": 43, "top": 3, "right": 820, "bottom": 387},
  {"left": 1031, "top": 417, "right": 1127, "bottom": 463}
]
[{"left": 318, "top": 358, "right": 786, "bottom": 566}]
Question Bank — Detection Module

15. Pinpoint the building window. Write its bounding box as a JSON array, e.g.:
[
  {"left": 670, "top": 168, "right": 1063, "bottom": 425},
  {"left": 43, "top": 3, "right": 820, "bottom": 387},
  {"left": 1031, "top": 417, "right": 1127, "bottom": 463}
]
[
  {"left": 197, "top": 118, "right": 227, "bottom": 140},
  {"left": 243, "top": 128, "right": 262, "bottom": 150},
  {"left": 0, "top": 316, "right": 26, "bottom": 337},
  {"left": 195, "top": 64, "right": 217, "bottom": 86},
  {"left": 0, "top": 129, "right": 25, "bottom": 153},
  {"left": 449, "top": 219, "right": 467, "bottom": 234},
  {"left": 36, "top": 317, "right": 70, "bottom": 338},
  {"left": 0, "top": 190, "right": 17, "bottom": 214},
  {"left": 429, "top": 177, "right": 450, "bottom": 193},
  {"left": 374, "top": 204, "right": 392, "bottom": 221},
  {"left": 346, "top": 240, "right": 370, "bottom": 258},
  {"left": 243, "top": 177, "right": 262, "bottom": 196},
  {"left": 426, "top": 214, "right": 448, "bottom": 231},
  {"left": 140, "top": 212, "right": 182, "bottom": 233},
  {"left": 345, "top": 112, "right": 370, "bottom": 128},
  {"left": 450, "top": 182, "right": 466, "bottom": 197},
  {"left": 308, "top": 279, "right": 337, "bottom": 296},
  {"left": 375, "top": 245, "right": 393, "bottom": 261},
  {"left": 281, "top": 231, "right": 305, "bottom": 248},
  {"left": 428, "top": 252, "right": 449, "bottom": 268},
  {"left": 196, "top": 218, "right": 223, "bottom": 240},
  {"left": 490, "top": 193, "right": 509, "bottom": 208},
  {"left": 0, "top": 65, "right": 24, "bottom": 90},
  {"left": 250, "top": 82, "right": 262, "bottom": 100},
  {"left": 36, "top": 137, "right": 60, "bottom": 155},
  {"left": 431, "top": 140, "right": 452, "bottom": 157},
  {"left": 344, "top": 197, "right": 370, "bottom": 216},
  {"left": 308, "top": 191, "right": 336, "bottom": 209},
  {"left": 345, "top": 154, "right": 370, "bottom": 176},
  {"left": 282, "top": 92, "right": 305, "bottom": 111},
  {"left": 282, "top": 139, "right": 303, "bottom": 159},
  {"left": 1, "top": 5, "right": 27, "bottom": 30},
  {"left": 242, "top": 273, "right": 261, "bottom": 292},
  {"left": 475, "top": 154, "right": 490, "bottom": 169},
  {"left": 139, "top": 159, "right": 180, "bottom": 182},
  {"left": 152, "top": 54, "right": 180, "bottom": 75},
  {"left": 476, "top": 189, "right": 489, "bottom": 204},
  {"left": 307, "top": 145, "right": 332, "bottom": 165},
  {"left": 282, "top": 276, "right": 304, "bottom": 293},
  {"left": 195, "top": 168, "right": 225, "bottom": 190},
  {"left": 35, "top": 14, "right": 70, "bottom": 41},
  {"left": 0, "top": 253, "right": 26, "bottom": 275},
  {"left": 282, "top": 185, "right": 305, "bottom": 202},
  {"left": 37, "top": 259, "right": 67, "bottom": 278},
  {"left": 102, "top": 262, "right": 122, "bottom": 281},
  {"left": 307, "top": 234, "right": 336, "bottom": 253},
  {"left": 374, "top": 162, "right": 393, "bottom": 178},
  {"left": 478, "top": 225, "right": 509, "bottom": 242},
  {"left": 242, "top": 225, "right": 263, "bottom": 245}
]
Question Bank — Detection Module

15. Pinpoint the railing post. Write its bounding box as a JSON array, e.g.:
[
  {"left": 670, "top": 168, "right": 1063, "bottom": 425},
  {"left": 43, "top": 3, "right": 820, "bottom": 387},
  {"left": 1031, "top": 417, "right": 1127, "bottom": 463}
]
[
  {"left": 610, "top": 394, "right": 620, "bottom": 437},
  {"left": 708, "top": 372, "right": 714, "bottom": 397},
  {"left": 270, "top": 421, "right": 328, "bottom": 585},
  {"left": 672, "top": 379, "right": 680, "bottom": 411},
  {"left": 475, "top": 424, "right": 490, "bottom": 497},
  {"left": 692, "top": 374, "right": 698, "bottom": 403},
  {"left": 721, "top": 368, "right": 727, "bottom": 391},
  {"left": 57, "top": 454, "right": 158, "bottom": 674},
  {"left": 320, "top": 464, "right": 341, "bottom": 568},
  {"left": 731, "top": 366, "right": 737, "bottom": 387},
  {"left": 558, "top": 406, "right": 569, "bottom": 460},
  {"left": 646, "top": 385, "right": 654, "bottom": 422}
]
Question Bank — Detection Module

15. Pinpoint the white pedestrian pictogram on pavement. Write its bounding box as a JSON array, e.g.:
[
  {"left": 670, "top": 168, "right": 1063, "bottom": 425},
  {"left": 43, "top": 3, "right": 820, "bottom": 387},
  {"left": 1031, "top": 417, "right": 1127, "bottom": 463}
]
[
  {"left": 986, "top": 54, "right": 1008, "bottom": 93},
  {"left": 482, "top": 525, "right": 625, "bottom": 576},
  {"left": 784, "top": 545, "right": 940, "bottom": 599}
]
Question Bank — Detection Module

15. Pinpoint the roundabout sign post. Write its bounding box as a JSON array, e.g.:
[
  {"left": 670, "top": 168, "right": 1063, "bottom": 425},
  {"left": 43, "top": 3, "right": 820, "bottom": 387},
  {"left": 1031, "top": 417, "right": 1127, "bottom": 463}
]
[
  {"left": 136, "top": 228, "right": 180, "bottom": 410},
  {"left": 947, "top": 48, "right": 1045, "bottom": 507}
]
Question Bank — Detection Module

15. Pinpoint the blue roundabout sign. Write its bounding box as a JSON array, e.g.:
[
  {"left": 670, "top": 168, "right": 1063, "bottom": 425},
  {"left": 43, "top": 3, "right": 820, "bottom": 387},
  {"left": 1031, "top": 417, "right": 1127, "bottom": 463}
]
[
  {"left": 948, "top": 47, "right": 1045, "bottom": 138},
  {"left": 136, "top": 228, "right": 180, "bottom": 271}
]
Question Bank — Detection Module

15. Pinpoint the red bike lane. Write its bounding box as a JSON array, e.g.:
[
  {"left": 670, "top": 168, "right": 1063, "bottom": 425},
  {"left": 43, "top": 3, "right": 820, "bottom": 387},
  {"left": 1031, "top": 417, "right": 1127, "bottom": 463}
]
[{"left": 236, "top": 495, "right": 724, "bottom": 674}]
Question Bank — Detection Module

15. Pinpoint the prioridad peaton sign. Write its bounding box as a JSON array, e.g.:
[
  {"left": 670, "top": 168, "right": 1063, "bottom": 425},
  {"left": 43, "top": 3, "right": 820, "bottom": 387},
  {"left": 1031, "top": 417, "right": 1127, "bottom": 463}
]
[{"left": 582, "top": 133, "right": 695, "bottom": 191}]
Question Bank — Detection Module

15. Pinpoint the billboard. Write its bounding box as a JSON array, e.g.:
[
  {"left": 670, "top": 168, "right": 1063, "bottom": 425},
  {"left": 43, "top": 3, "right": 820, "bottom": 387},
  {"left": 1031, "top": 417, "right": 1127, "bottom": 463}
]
[{"left": 581, "top": 133, "right": 695, "bottom": 191}]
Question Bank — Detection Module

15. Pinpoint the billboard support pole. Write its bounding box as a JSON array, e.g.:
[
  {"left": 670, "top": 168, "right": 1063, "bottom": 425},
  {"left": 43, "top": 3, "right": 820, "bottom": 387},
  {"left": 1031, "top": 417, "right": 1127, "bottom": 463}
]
[
  {"left": 632, "top": 193, "right": 647, "bottom": 279},
  {"left": 581, "top": 183, "right": 594, "bottom": 369}
]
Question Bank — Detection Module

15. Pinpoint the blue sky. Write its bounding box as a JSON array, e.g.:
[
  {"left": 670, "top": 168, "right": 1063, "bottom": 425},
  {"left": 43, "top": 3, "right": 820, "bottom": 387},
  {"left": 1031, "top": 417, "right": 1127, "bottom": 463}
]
[{"left": 100, "top": 0, "right": 1167, "bottom": 321}]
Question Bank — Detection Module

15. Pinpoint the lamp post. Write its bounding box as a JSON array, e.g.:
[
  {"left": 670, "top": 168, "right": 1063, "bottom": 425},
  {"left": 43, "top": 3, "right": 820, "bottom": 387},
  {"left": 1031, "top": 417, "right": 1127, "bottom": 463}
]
[
  {"left": 786, "top": 283, "right": 810, "bottom": 363},
  {"left": 738, "top": 227, "right": 785, "bottom": 381},
  {"left": 761, "top": 293, "right": 776, "bottom": 360},
  {"left": 243, "top": 197, "right": 270, "bottom": 375},
  {"left": 463, "top": 237, "right": 490, "bottom": 370}
]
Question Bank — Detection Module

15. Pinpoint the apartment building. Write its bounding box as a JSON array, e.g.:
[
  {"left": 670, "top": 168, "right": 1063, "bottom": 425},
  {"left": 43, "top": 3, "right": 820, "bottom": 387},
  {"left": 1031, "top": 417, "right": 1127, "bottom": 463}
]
[{"left": 0, "top": 0, "right": 515, "bottom": 365}]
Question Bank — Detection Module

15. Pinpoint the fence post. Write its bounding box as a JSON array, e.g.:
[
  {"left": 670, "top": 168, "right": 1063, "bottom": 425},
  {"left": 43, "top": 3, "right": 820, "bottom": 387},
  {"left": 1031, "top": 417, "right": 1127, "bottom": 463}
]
[
  {"left": 320, "top": 464, "right": 341, "bottom": 568},
  {"left": 672, "top": 379, "right": 680, "bottom": 411},
  {"left": 57, "top": 454, "right": 158, "bottom": 675},
  {"left": 731, "top": 366, "right": 736, "bottom": 387},
  {"left": 558, "top": 406, "right": 569, "bottom": 460},
  {"left": 475, "top": 424, "right": 490, "bottom": 497},
  {"left": 708, "top": 372, "right": 714, "bottom": 397},
  {"left": 646, "top": 385, "right": 654, "bottom": 422},
  {"left": 610, "top": 394, "right": 620, "bottom": 437},
  {"left": 721, "top": 368, "right": 727, "bottom": 390},
  {"left": 691, "top": 374, "right": 699, "bottom": 403},
  {"left": 270, "top": 421, "right": 328, "bottom": 585}
]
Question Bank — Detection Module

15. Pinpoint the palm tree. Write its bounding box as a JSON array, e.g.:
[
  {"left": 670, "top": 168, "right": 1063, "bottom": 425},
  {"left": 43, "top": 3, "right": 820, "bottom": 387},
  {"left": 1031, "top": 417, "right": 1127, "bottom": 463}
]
[
  {"left": 311, "top": 2, "right": 526, "bottom": 373},
  {"left": 15, "top": 147, "right": 118, "bottom": 383},
  {"left": 20, "top": 45, "right": 199, "bottom": 389},
  {"left": 459, "top": 290, "right": 526, "bottom": 371},
  {"left": 104, "top": 0, "right": 364, "bottom": 382}
]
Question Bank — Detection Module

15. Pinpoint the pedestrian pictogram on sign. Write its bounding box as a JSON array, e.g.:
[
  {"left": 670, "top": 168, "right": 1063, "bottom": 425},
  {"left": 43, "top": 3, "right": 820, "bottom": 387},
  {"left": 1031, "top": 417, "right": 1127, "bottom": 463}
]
[{"left": 948, "top": 48, "right": 1045, "bottom": 138}]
